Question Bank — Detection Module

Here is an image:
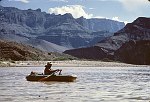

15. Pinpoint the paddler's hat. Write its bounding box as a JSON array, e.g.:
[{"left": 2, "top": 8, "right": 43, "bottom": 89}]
[{"left": 45, "top": 62, "right": 52, "bottom": 67}]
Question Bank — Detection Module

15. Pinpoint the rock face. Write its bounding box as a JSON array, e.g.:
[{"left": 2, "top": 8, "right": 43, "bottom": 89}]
[
  {"left": 0, "top": 6, "right": 125, "bottom": 52},
  {"left": 114, "top": 40, "right": 150, "bottom": 65},
  {"left": 64, "top": 17, "right": 150, "bottom": 64},
  {"left": 76, "top": 17, "right": 124, "bottom": 33},
  {"left": 64, "top": 46, "right": 112, "bottom": 60},
  {"left": 95, "top": 17, "right": 150, "bottom": 54},
  {"left": 0, "top": 40, "right": 52, "bottom": 61},
  {"left": 0, "top": 40, "right": 75, "bottom": 61}
]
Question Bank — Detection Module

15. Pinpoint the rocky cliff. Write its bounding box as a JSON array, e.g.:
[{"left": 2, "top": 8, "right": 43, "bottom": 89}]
[
  {"left": 76, "top": 17, "right": 124, "bottom": 33},
  {"left": 64, "top": 46, "right": 112, "bottom": 60},
  {"left": 0, "top": 40, "right": 75, "bottom": 61},
  {"left": 95, "top": 17, "right": 150, "bottom": 54},
  {"left": 0, "top": 40, "right": 51, "bottom": 61},
  {"left": 114, "top": 40, "right": 150, "bottom": 65},
  {"left": 0, "top": 6, "right": 125, "bottom": 52},
  {"left": 64, "top": 17, "right": 150, "bottom": 64}
]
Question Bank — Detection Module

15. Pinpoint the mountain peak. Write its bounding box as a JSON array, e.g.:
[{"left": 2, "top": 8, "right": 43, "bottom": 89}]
[
  {"left": 62, "top": 13, "right": 74, "bottom": 19},
  {"left": 36, "top": 8, "right": 41, "bottom": 12},
  {"left": 133, "top": 17, "right": 150, "bottom": 29}
]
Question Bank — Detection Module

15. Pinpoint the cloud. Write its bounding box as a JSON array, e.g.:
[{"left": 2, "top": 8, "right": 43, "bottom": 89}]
[
  {"left": 112, "top": 17, "right": 120, "bottom": 21},
  {"left": 9, "top": 0, "right": 29, "bottom": 3},
  {"left": 112, "top": 16, "right": 128, "bottom": 24},
  {"left": 49, "top": 5, "right": 93, "bottom": 18},
  {"left": 48, "top": 5, "right": 128, "bottom": 23},
  {"left": 93, "top": 16, "right": 106, "bottom": 19},
  {"left": 48, "top": 0, "right": 68, "bottom": 2}
]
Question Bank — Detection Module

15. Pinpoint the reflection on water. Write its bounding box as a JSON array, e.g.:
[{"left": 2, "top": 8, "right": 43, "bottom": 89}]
[{"left": 0, "top": 67, "right": 150, "bottom": 102}]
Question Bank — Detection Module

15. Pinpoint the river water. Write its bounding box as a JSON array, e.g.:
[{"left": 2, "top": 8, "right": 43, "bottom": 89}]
[{"left": 0, "top": 67, "right": 150, "bottom": 102}]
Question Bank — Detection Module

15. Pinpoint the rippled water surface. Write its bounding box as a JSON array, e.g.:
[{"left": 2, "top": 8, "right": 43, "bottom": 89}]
[{"left": 0, "top": 67, "right": 150, "bottom": 102}]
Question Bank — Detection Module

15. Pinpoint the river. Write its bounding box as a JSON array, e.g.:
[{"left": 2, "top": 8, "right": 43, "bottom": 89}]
[{"left": 0, "top": 67, "right": 150, "bottom": 102}]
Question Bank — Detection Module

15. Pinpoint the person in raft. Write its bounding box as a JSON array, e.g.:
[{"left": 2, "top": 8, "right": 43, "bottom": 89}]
[{"left": 44, "top": 62, "right": 62, "bottom": 75}]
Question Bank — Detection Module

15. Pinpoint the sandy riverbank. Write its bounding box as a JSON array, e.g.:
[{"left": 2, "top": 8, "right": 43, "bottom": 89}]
[{"left": 0, "top": 60, "right": 149, "bottom": 67}]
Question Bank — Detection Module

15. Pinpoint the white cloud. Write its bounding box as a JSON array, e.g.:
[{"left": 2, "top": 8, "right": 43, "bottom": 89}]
[
  {"left": 48, "top": 4, "right": 128, "bottom": 24},
  {"left": 48, "top": 0, "right": 68, "bottom": 2},
  {"left": 49, "top": 5, "right": 93, "bottom": 18},
  {"left": 9, "top": 0, "right": 29, "bottom": 3},
  {"left": 93, "top": 16, "right": 106, "bottom": 19},
  {"left": 112, "top": 16, "right": 128, "bottom": 24},
  {"left": 112, "top": 17, "right": 120, "bottom": 21}
]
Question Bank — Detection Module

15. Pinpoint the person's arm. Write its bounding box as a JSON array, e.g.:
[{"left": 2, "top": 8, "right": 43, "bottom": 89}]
[
  {"left": 50, "top": 69, "right": 62, "bottom": 74},
  {"left": 56, "top": 69, "right": 62, "bottom": 71},
  {"left": 50, "top": 69, "right": 59, "bottom": 73}
]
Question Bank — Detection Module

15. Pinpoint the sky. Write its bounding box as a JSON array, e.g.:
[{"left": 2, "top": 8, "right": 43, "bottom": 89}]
[{"left": 0, "top": 0, "right": 150, "bottom": 23}]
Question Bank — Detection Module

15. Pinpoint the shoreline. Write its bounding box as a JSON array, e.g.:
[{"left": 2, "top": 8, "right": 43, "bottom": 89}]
[{"left": 0, "top": 60, "right": 149, "bottom": 67}]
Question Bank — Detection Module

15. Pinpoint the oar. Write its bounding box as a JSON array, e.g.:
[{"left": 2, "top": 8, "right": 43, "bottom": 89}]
[
  {"left": 39, "top": 69, "right": 61, "bottom": 81},
  {"left": 38, "top": 74, "right": 52, "bottom": 81}
]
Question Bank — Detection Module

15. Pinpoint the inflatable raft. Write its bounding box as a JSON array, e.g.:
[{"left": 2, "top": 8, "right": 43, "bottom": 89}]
[{"left": 26, "top": 73, "right": 77, "bottom": 82}]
